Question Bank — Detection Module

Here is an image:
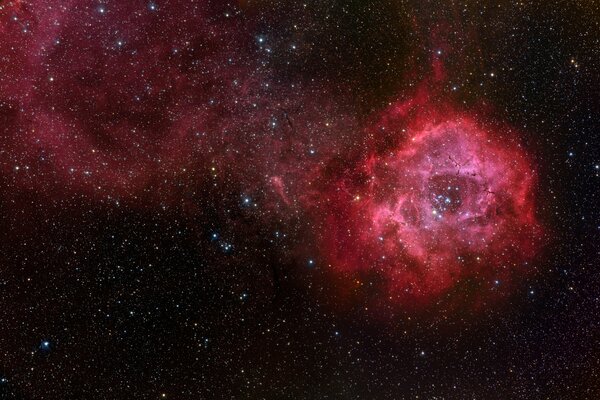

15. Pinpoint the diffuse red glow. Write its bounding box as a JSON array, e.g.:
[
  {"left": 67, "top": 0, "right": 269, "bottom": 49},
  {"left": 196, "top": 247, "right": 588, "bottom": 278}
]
[
  {"left": 309, "top": 101, "right": 543, "bottom": 309},
  {"left": 0, "top": 0, "right": 545, "bottom": 312}
]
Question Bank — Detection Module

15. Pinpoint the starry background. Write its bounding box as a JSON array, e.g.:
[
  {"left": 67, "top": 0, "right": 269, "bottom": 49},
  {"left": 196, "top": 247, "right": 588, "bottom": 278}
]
[{"left": 0, "top": 0, "right": 599, "bottom": 399}]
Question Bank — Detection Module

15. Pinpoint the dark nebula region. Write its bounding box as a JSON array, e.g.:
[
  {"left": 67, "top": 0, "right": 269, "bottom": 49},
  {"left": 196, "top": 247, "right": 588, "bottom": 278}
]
[{"left": 1, "top": 0, "right": 599, "bottom": 398}]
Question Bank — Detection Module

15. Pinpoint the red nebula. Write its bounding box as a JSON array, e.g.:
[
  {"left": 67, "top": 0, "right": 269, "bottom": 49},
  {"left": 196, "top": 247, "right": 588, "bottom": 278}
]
[
  {"left": 312, "top": 102, "right": 544, "bottom": 309},
  {"left": 0, "top": 1, "right": 258, "bottom": 200}
]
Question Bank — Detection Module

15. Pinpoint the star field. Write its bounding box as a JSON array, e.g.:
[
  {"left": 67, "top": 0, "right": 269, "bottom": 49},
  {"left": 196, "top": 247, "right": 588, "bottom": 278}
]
[{"left": 0, "top": 0, "right": 599, "bottom": 399}]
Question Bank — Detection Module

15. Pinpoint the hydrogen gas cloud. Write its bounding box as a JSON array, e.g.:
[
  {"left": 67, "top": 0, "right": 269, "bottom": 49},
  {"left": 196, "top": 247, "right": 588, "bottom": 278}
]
[
  {"left": 1, "top": 0, "right": 544, "bottom": 309},
  {"left": 311, "top": 99, "right": 543, "bottom": 309},
  {"left": 1, "top": 0, "right": 599, "bottom": 398}
]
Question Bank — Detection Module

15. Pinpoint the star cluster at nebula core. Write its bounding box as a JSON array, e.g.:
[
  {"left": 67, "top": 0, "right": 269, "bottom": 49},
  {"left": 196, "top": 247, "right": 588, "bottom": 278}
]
[{"left": 1, "top": 0, "right": 599, "bottom": 399}]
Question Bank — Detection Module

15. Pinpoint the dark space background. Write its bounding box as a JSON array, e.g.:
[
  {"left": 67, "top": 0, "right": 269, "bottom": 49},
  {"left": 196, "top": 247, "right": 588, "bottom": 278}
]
[{"left": 0, "top": 0, "right": 599, "bottom": 399}]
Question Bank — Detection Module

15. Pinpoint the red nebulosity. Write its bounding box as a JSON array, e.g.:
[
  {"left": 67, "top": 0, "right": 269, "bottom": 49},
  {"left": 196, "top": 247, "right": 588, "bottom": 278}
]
[
  {"left": 0, "top": 0, "right": 265, "bottom": 200},
  {"left": 0, "top": 1, "right": 353, "bottom": 208},
  {"left": 311, "top": 99, "right": 543, "bottom": 310},
  {"left": 0, "top": 0, "right": 546, "bottom": 313}
]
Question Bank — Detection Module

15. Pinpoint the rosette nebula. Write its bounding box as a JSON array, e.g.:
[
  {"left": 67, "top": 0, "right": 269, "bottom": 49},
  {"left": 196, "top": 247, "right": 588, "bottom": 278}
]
[{"left": 315, "top": 104, "right": 543, "bottom": 308}]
